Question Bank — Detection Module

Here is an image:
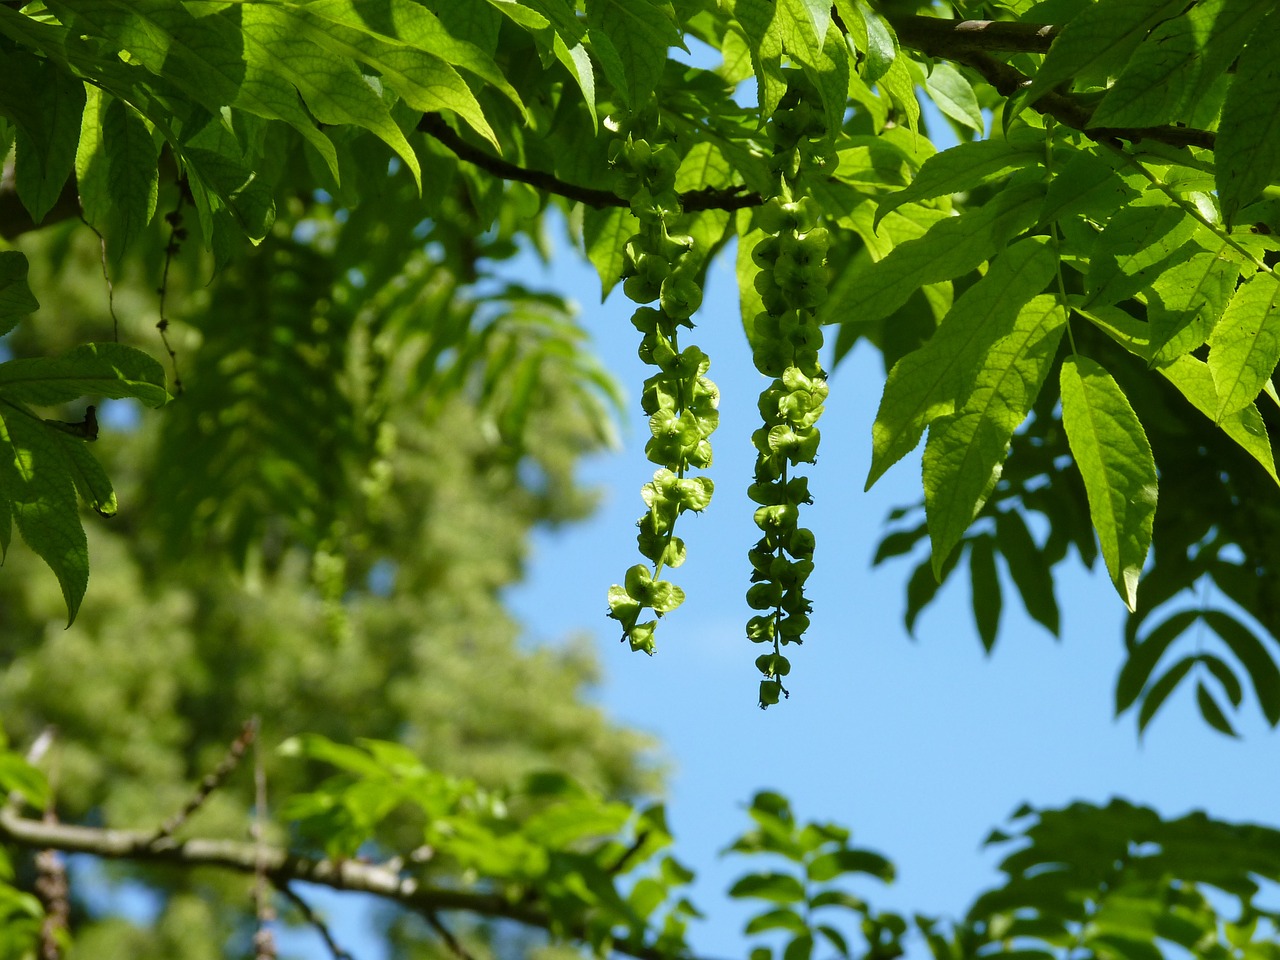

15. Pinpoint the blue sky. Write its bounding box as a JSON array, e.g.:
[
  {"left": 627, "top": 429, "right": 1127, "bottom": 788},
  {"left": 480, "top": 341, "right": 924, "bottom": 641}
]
[{"left": 496, "top": 214, "right": 1280, "bottom": 959}]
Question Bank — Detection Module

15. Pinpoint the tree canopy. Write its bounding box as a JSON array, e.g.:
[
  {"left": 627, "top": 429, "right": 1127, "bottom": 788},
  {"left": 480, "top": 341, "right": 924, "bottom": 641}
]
[{"left": 2, "top": 0, "right": 1280, "bottom": 957}]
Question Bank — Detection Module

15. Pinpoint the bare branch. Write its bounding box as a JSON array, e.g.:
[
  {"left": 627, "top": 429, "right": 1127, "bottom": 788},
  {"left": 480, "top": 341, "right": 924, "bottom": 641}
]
[
  {"left": 149, "top": 719, "right": 257, "bottom": 845},
  {"left": 0, "top": 808, "right": 715, "bottom": 960}
]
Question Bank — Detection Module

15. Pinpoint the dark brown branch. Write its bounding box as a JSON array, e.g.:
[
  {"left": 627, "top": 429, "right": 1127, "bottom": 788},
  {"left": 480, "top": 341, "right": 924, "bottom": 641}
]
[
  {"left": 911, "top": 45, "right": 1216, "bottom": 151},
  {"left": 425, "top": 910, "right": 476, "bottom": 960},
  {"left": 890, "top": 15, "right": 1059, "bottom": 54},
  {"left": 417, "top": 114, "right": 761, "bottom": 213},
  {"left": 884, "top": 16, "right": 1216, "bottom": 151},
  {"left": 278, "top": 884, "right": 356, "bottom": 960},
  {"left": 0, "top": 809, "right": 712, "bottom": 960}
]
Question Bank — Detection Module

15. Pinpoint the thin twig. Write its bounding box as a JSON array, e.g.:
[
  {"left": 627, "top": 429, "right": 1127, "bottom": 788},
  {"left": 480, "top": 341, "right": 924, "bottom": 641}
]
[
  {"left": 148, "top": 719, "right": 258, "bottom": 846},
  {"left": 32, "top": 734, "right": 66, "bottom": 960},
  {"left": 606, "top": 830, "right": 650, "bottom": 876},
  {"left": 80, "top": 217, "right": 121, "bottom": 342},
  {"left": 252, "top": 719, "right": 276, "bottom": 960},
  {"left": 277, "top": 883, "right": 356, "bottom": 960},
  {"left": 156, "top": 194, "right": 186, "bottom": 395},
  {"left": 418, "top": 114, "right": 761, "bottom": 213},
  {"left": 425, "top": 911, "right": 476, "bottom": 960}
]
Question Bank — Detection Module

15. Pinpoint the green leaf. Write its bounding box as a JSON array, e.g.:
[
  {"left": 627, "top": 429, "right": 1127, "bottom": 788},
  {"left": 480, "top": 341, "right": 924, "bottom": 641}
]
[
  {"left": 994, "top": 509, "right": 1060, "bottom": 635},
  {"left": 51, "top": 430, "right": 117, "bottom": 518},
  {"left": 1207, "top": 271, "right": 1280, "bottom": 421},
  {"left": 852, "top": 0, "right": 895, "bottom": 84},
  {"left": 0, "top": 252, "right": 39, "bottom": 338},
  {"left": 735, "top": 0, "right": 787, "bottom": 118},
  {"left": 1039, "top": 148, "right": 1140, "bottom": 224},
  {"left": 1088, "top": 0, "right": 1224, "bottom": 127},
  {"left": 1137, "top": 654, "right": 1196, "bottom": 733},
  {"left": 1195, "top": 680, "right": 1238, "bottom": 737},
  {"left": 781, "top": 0, "right": 830, "bottom": 49},
  {"left": 867, "top": 236, "right": 1058, "bottom": 489},
  {"left": 584, "top": 206, "right": 639, "bottom": 300},
  {"left": 47, "top": 0, "right": 342, "bottom": 181},
  {"left": 923, "top": 61, "right": 983, "bottom": 133},
  {"left": 1084, "top": 204, "right": 1198, "bottom": 308},
  {"left": 969, "top": 536, "right": 1002, "bottom": 652},
  {"left": 0, "top": 49, "right": 84, "bottom": 224},
  {"left": 293, "top": 0, "right": 527, "bottom": 119},
  {"left": 586, "top": 0, "right": 681, "bottom": 110},
  {"left": 1216, "top": 6, "right": 1280, "bottom": 224},
  {"left": 554, "top": 35, "right": 598, "bottom": 129},
  {"left": 836, "top": 180, "right": 1045, "bottom": 327},
  {"left": 1116, "top": 609, "right": 1198, "bottom": 715},
  {"left": 877, "top": 52, "right": 919, "bottom": 135},
  {"left": 806, "top": 849, "right": 893, "bottom": 882},
  {"left": 1024, "top": 0, "right": 1186, "bottom": 103},
  {"left": 795, "top": 22, "right": 851, "bottom": 144},
  {"left": 1147, "top": 250, "right": 1239, "bottom": 362},
  {"left": 258, "top": 0, "right": 504, "bottom": 151},
  {"left": 729, "top": 873, "right": 807, "bottom": 904},
  {"left": 922, "top": 295, "right": 1067, "bottom": 573},
  {"left": 875, "top": 133, "right": 1043, "bottom": 227},
  {"left": 0, "top": 753, "right": 50, "bottom": 811},
  {"left": 1154, "top": 354, "right": 1278, "bottom": 485},
  {"left": 76, "top": 88, "right": 161, "bottom": 263},
  {"left": 232, "top": 2, "right": 428, "bottom": 179},
  {"left": 1202, "top": 610, "right": 1280, "bottom": 726},
  {"left": 1196, "top": 654, "right": 1243, "bottom": 708},
  {"left": 784, "top": 933, "right": 814, "bottom": 960},
  {"left": 1059, "top": 356, "right": 1158, "bottom": 612},
  {"left": 0, "top": 404, "right": 88, "bottom": 623},
  {"left": 0, "top": 343, "right": 169, "bottom": 408},
  {"left": 745, "top": 908, "right": 809, "bottom": 935}
]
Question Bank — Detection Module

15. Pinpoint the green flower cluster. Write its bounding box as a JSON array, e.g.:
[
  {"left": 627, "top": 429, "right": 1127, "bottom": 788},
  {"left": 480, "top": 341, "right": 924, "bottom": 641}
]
[
  {"left": 746, "top": 83, "right": 831, "bottom": 707},
  {"left": 607, "top": 138, "right": 719, "bottom": 655}
]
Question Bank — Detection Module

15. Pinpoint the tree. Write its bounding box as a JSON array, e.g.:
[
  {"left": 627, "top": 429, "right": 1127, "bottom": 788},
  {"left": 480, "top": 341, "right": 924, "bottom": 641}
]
[{"left": 2, "top": 0, "right": 1280, "bottom": 957}]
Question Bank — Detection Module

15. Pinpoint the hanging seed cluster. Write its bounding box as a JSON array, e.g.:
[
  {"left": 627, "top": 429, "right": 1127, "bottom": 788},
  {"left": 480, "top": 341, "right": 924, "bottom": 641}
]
[
  {"left": 607, "top": 137, "right": 720, "bottom": 655},
  {"left": 746, "top": 81, "right": 831, "bottom": 708}
]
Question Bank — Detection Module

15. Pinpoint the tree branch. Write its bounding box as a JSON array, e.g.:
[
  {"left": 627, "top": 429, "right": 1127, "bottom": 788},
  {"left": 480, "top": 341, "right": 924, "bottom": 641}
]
[
  {"left": 890, "top": 15, "right": 1059, "bottom": 54},
  {"left": 883, "top": 15, "right": 1216, "bottom": 151},
  {"left": 0, "top": 809, "right": 709, "bottom": 960},
  {"left": 417, "top": 114, "right": 761, "bottom": 213}
]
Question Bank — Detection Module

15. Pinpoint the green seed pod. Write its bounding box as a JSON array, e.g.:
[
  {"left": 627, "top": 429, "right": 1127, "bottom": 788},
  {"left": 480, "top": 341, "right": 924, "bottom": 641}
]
[
  {"left": 747, "top": 481, "right": 783, "bottom": 505},
  {"left": 758, "top": 679, "right": 784, "bottom": 707},
  {"left": 686, "top": 439, "right": 713, "bottom": 468},
  {"left": 746, "top": 615, "right": 776, "bottom": 643},
  {"left": 790, "top": 528, "right": 816, "bottom": 558},
  {"left": 624, "top": 273, "right": 662, "bottom": 304},
  {"left": 746, "top": 581, "right": 784, "bottom": 610},
  {"left": 754, "top": 503, "right": 799, "bottom": 532},
  {"left": 756, "top": 653, "right": 792, "bottom": 677},
  {"left": 629, "top": 621, "right": 658, "bottom": 655},
  {"left": 752, "top": 344, "right": 789, "bottom": 379},
  {"left": 660, "top": 275, "right": 703, "bottom": 320},
  {"left": 751, "top": 235, "right": 782, "bottom": 269},
  {"left": 631, "top": 306, "right": 663, "bottom": 334},
  {"left": 624, "top": 563, "right": 654, "bottom": 602},
  {"left": 778, "top": 613, "right": 810, "bottom": 640}
]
